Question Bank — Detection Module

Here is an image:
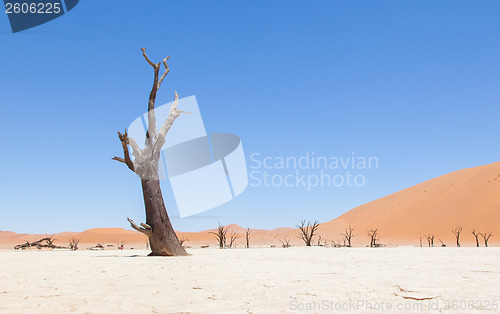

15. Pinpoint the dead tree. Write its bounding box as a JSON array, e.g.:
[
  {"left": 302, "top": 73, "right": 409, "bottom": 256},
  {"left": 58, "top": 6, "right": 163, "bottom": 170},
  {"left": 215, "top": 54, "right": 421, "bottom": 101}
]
[
  {"left": 439, "top": 239, "right": 446, "bottom": 247},
  {"left": 341, "top": 225, "right": 356, "bottom": 247},
  {"left": 69, "top": 238, "right": 80, "bottom": 251},
  {"left": 471, "top": 229, "right": 480, "bottom": 247},
  {"left": 296, "top": 220, "right": 319, "bottom": 246},
  {"left": 15, "top": 237, "right": 66, "bottom": 250},
  {"left": 113, "top": 48, "right": 189, "bottom": 256},
  {"left": 209, "top": 223, "right": 228, "bottom": 249},
  {"left": 368, "top": 229, "right": 380, "bottom": 247},
  {"left": 245, "top": 227, "right": 252, "bottom": 249},
  {"left": 480, "top": 231, "right": 493, "bottom": 247},
  {"left": 425, "top": 234, "right": 435, "bottom": 247},
  {"left": 316, "top": 235, "right": 325, "bottom": 246},
  {"left": 228, "top": 232, "right": 239, "bottom": 249},
  {"left": 279, "top": 236, "right": 291, "bottom": 248},
  {"left": 452, "top": 226, "right": 463, "bottom": 247}
]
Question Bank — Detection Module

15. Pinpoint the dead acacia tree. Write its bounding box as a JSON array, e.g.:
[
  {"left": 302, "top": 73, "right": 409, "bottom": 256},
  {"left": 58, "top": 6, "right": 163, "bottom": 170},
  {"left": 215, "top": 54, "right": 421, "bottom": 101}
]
[
  {"left": 471, "top": 229, "right": 480, "bottom": 247},
  {"left": 341, "top": 225, "right": 356, "bottom": 247},
  {"left": 452, "top": 226, "right": 463, "bottom": 247},
  {"left": 69, "top": 238, "right": 80, "bottom": 251},
  {"left": 113, "top": 48, "right": 190, "bottom": 256},
  {"left": 296, "top": 220, "right": 319, "bottom": 246},
  {"left": 245, "top": 227, "right": 252, "bottom": 249},
  {"left": 279, "top": 236, "right": 291, "bottom": 248},
  {"left": 209, "top": 223, "right": 228, "bottom": 249},
  {"left": 316, "top": 235, "right": 325, "bottom": 246},
  {"left": 15, "top": 236, "right": 65, "bottom": 250},
  {"left": 480, "top": 231, "right": 493, "bottom": 247},
  {"left": 425, "top": 233, "right": 435, "bottom": 247},
  {"left": 228, "top": 231, "right": 239, "bottom": 249},
  {"left": 368, "top": 229, "right": 379, "bottom": 247}
]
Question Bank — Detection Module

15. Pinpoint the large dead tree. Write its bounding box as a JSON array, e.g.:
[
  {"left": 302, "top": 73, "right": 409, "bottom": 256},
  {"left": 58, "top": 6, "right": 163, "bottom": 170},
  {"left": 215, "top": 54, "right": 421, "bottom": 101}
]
[
  {"left": 341, "top": 225, "right": 356, "bottom": 247},
  {"left": 296, "top": 220, "right": 319, "bottom": 246},
  {"left": 480, "top": 231, "right": 493, "bottom": 247},
  {"left": 471, "top": 229, "right": 480, "bottom": 247},
  {"left": 452, "top": 226, "right": 462, "bottom": 247},
  {"left": 114, "top": 48, "right": 189, "bottom": 256}
]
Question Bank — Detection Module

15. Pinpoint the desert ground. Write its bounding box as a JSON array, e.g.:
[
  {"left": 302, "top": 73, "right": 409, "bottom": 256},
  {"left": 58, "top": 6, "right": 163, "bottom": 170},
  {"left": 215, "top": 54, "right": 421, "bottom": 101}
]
[{"left": 0, "top": 247, "right": 499, "bottom": 313}]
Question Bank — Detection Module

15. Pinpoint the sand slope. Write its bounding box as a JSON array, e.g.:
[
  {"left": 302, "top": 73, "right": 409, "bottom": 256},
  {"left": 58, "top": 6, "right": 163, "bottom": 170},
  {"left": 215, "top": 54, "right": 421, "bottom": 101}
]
[{"left": 319, "top": 161, "right": 500, "bottom": 246}]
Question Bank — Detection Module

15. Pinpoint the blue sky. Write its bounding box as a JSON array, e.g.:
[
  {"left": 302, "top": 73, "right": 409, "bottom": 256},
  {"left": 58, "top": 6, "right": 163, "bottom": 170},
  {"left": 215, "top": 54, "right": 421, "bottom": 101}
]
[{"left": 1, "top": 1, "right": 499, "bottom": 233}]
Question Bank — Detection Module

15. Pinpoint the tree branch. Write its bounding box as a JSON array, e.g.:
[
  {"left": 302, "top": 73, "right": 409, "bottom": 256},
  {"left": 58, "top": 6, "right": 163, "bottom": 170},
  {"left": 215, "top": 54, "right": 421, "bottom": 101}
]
[
  {"left": 141, "top": 47, "right": 157, "bottom": 68},
  {"left": 153, "top": 91, "right": 191, "bottom": 156},
  {"left": 141, "top": 48, "right": 161, "bottom": 145},
  {"left": 114, "top": 130, "right": 135, "bottom": 172},
  {"left": 157, "top": 56, "right": 170, "bottom": 90},
  {"left": 127, "top": 217, "right": 152, "bottom": 236}
]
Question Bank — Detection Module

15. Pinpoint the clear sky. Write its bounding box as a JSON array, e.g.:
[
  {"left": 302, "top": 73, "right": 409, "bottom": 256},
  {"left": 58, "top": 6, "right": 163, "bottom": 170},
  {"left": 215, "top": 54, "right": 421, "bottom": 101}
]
[{"left": 1, "top": 1, "right": 499, "bottom": 233}]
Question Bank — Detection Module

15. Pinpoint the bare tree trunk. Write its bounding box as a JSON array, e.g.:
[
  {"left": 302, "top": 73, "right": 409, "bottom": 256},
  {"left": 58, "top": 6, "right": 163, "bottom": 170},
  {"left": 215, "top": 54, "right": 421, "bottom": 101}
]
[
  {"left": 141, "top": 179, "right": 188, "bottom": 256},
  {"left": 114, "top": 48, "right": 191, "bottom": 257}
]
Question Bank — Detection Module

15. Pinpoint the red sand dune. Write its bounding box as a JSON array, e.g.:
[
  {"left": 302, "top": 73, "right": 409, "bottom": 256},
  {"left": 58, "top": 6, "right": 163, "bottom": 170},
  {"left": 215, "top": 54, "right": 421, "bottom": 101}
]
[
  {"left": 318, "top": 161, "right": 500, "bottom": 247},
  {"left": 1, "top": 161, "right": 499, "bottom": 248}
]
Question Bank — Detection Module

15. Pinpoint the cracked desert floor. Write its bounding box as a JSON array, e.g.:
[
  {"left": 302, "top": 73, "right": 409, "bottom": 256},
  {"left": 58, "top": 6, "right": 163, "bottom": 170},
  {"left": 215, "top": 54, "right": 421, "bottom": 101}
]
[{"left": 1, "top": 247, "right": 499, "bottom": 313}]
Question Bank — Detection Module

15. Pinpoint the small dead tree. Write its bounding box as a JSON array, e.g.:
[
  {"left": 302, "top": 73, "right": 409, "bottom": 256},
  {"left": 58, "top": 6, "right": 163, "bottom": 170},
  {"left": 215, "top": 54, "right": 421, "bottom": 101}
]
[
  {"left": 228, "top": 232, "right": 239, "bottom": 249},
  {"left": 69, "top": 238, "right": 80, "bottom": 251},
  {"left": 316, "top": 235, "right": 324, "bottom": 246},
  {"left": 245, "top": 227, "right": 252, "bottom": 249},
  {"left": 209, "top": 223, "right": 228, "bottom": 249},
  {"left": 368, "top": 229, "right": 380, "bottom": 247},
  {"left": 179, "top": 237, "right": 189, "bottom": 246},
  {"left": 439, "top": 239, "right": 446, "bottom": 247},
  {"left": 425, "top": 233, "right": 435, "bottom": 247},
  {"left": 471, "top": 229, "right": 480, "bottom": 247},
  {"left": 452, "top": 226, "right": 463, "bottom": 247},
  {"left": 341, "top": 225, "right": 356, "bottom": 247},
  {"left": 279, "top": 236, "right": 291, "bottom": 248},
  {"left": 296, "top": 220, "right": 320, "bottom": 246},
  {"left": 114, "top": 48, "right": 190, "bottom": 256},
  {"left": 480, "top": 231, "right": 493, "bottom": 247}
]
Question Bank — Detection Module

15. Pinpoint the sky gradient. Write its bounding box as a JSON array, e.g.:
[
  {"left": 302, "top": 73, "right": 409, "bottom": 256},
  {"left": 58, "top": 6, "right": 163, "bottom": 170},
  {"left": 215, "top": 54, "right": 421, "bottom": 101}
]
[{"left": 1, "top": 1, "right": 499, "bottom": 233}]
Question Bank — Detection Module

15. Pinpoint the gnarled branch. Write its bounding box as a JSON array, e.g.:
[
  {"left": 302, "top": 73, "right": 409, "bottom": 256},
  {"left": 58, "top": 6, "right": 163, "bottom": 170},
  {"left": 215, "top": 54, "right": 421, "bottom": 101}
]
[
  {"left": 141, "top": 47, "right": 161, "bottom": 145},
  {"left": 152, "top": 91, "right": 191, "bottom": 157},
  {"left": 157, "top": 56, "right": 170, "bottom": 89},
  {"left": 127, "top": 217, "right": 152, "bottom": 236},
  {"left": 113, "top": 129, "right": 135, "bottom": 172}
]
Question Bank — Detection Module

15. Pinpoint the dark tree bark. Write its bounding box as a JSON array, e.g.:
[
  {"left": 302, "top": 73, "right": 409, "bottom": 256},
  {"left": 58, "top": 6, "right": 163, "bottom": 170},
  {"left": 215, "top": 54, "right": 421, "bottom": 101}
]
[
  {"left": 114, "top": 48, "right": 189, "bottom": 257},
  {"left": 245, "top": 227, "right": 251, "bottom": 249}
]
